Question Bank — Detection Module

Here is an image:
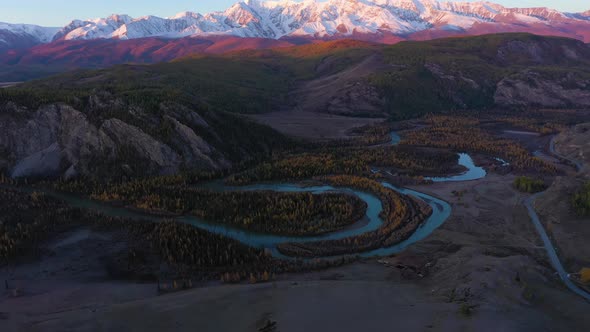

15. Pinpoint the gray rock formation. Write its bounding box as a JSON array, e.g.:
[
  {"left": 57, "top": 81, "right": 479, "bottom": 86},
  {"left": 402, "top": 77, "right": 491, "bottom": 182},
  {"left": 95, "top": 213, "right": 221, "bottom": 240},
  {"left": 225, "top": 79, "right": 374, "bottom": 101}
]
[
  {"left": 0, "top": 103, "right": 227, "bottom": 178},
  {"left": 495, "top": 71, "right": 590, "bottom": 108}
]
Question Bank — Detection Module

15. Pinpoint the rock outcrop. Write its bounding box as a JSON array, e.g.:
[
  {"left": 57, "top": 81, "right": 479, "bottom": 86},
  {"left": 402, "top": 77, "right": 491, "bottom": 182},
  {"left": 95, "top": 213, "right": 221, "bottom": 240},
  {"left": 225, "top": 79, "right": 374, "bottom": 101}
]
[
  {"left": 494, "top": 71, "right": 590, "bottom": 108},
  {"left": 0, "top": 103, "right": 227, "bottom": 178}
]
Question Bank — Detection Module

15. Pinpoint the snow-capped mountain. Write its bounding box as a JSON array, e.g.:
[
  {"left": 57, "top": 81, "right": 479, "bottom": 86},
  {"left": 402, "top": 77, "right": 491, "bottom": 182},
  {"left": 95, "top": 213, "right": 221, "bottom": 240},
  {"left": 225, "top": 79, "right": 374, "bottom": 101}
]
[
  {"left": 1, "top": 0, "right": 589, "bottom": 53},
  {"left": 0, "top": 23, "right": 58, "bottom": 51},
  {"left": 49, "top": 0, "right": 589, "bottom": 41}
]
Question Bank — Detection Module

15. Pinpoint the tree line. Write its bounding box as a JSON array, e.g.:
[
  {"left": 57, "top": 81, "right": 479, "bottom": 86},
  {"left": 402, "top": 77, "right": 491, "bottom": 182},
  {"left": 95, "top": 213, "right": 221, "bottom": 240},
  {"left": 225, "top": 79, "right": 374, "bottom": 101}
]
[
  {"left": 226, "top": 146, "right": 459, "bottom": 185},
  {"left": 53, "top": 177, "right": 367, "bottom": 236},
  {"left": 0, "top": 187, "right": 372, "bottom": 281},
  {"left": 401, "top": 115, "right": 558, "bottom": 174},
  {"left": 0, "top": 188, "right": 267, "bottom": 269},
  {"left": 131, "top": 189, "right": 367, "bottom": 236}
]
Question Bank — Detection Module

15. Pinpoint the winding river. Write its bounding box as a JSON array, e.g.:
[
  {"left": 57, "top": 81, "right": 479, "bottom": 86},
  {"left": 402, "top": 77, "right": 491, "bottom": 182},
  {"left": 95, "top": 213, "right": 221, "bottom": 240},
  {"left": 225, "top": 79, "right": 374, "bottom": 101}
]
[
  {"left": 390, "top": 131, "right": 401, "bottom": 145},
  {"left": 426, "top": 153, "right": 486, "bottom": 182},
  {"left": 27, "top": 136, "right": 488, "bottom": 260},
  {"left": 193, "top": 182, "right": 453, "bottom": 259},
  {"left": 192, "top": 151, "right": 485, "bottom": 256},
  {"left": 34, "top": 132, "right": 590, "bottom": 300},
  {"left": 169, "top": 148, "right": 483, "bottom": 259},
  {"left": 32, "top": 180, "right": 455, "bottom": 260},
  {"left": 14, "top": 132, "right": 491, "bottom": 260}
]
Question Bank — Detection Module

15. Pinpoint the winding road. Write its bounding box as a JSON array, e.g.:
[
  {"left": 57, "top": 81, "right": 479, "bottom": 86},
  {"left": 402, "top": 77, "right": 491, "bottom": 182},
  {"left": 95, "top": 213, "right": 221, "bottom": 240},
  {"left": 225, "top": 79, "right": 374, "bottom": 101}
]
[{"left": 524, "top": 136, "right": 590, "bottom": 302}]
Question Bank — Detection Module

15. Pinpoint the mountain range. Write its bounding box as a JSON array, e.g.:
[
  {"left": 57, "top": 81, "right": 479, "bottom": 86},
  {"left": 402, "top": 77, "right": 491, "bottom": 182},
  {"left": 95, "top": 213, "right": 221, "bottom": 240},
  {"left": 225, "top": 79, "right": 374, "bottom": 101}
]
[
  {"left": 1, "top": 0, "right": 589, "bottom": 81},
  {"left": 2, "top": 0, "right": 590, "bottom": 46}
]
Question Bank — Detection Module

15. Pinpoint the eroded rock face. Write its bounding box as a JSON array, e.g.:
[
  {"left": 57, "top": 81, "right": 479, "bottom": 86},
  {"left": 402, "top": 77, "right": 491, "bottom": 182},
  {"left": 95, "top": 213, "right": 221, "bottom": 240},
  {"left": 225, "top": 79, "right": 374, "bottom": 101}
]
[
  {"left": 323, "top": 82, "right": 385, "bottom": 117},
  {"left": 494, "top": 71, "right": 590, "bottom": 108},
  {"left": 11, "top": 142, "right": 63, "bottom": 178},
  {"left": 163, "top": 116, "right": 230, "bottom": 170},
  {"left": 0, "top": 103, "right": 228, "bottom": 178},
  {"left": 100, "top": 118, "right": 181, "bottom": 174},
  {"left": 294, "top": 54, "right": 387, "bottom": 117},
  {"left": 495, "top": 38, "right": 590, "bottom": 66},
  {"left": 0, "top": 104, "right": 108, "bottom": 177}
]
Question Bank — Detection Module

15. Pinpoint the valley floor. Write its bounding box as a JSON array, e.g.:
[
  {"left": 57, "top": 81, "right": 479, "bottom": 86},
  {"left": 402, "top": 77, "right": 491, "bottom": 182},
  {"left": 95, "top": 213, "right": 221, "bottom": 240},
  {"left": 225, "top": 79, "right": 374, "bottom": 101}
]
[
  {"left": 2, "top": 122, "right": 590, "bottom": 332},
  {"left": 250, "top": 110, "right": 384, "bottom": 140},
  {"left": 6, "top": 268, "right": 586, "bottom": 332},
  {"left": 2, "top": 172, "right": 589, "bottom": 331}
]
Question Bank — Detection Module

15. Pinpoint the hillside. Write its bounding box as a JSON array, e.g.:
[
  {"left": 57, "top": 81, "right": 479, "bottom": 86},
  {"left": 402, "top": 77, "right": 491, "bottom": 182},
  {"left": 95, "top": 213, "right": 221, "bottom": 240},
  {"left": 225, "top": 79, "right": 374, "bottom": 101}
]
[
  {"left": 374, "top": 33, "right": 590, "bottom": 118},
  {"left": 1, "top": 39, "right": 376, "bottom": 114},
  {"left": 0, "top": 40, "right": 373, "bottom": 179},
  {"left": 1, "top": 33, "right": 590, "bottom": 178},
  {"left": 0, "top": 36, "right": 297, "bottom": 81},
  {"left": 6, "top": 34, "right": 590, "bottom": 116}
]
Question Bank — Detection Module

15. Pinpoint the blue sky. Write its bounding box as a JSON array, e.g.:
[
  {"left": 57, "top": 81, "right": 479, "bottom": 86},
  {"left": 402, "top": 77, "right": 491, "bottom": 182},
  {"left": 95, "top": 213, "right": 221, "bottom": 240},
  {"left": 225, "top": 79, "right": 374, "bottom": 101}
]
[{"left": 1, "top": 0, "right": 588, "bottom": 27}]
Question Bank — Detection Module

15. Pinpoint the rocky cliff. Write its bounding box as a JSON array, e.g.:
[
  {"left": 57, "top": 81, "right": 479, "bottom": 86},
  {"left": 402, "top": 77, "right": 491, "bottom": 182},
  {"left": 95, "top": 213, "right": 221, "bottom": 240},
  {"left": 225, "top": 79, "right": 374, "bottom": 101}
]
[{"left": 0, "top": 101, "right": 281, "bottom": 179}]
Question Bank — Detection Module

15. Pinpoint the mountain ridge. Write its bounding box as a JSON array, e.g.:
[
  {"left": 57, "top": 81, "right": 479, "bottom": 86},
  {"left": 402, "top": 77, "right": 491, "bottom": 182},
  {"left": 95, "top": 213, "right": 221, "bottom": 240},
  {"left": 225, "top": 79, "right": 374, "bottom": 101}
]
[
  {"left": 50, "top": 0, "right": 590, "bottom": 41},
  {"left": 1, "top": 1, "right": 590, "bottom": 81},
  {"left": 1, "top": 0, "right": 589, "bottom": 49},
  {"left": 0, "top": 23, "right": 58, "bottom": 51}
]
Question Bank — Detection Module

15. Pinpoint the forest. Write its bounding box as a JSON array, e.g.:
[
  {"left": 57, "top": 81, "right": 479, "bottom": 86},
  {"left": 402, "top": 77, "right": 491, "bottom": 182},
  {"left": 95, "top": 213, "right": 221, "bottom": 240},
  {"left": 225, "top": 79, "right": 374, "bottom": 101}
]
[
  {"left": 226, "top": 145, "right": 459, "bottom": 185},
  {"left": 0, "top": 187, "right": 367, "bottom": 283},
  {"left": 51, "top": 176, "right": 366, "bottom": 236},
  {"left": 457, "top": 109, "right": 588, "bottom": 134},
  {"left": 0, "top": 41, "right": 372, "bottom": 115},
  {"left": 276, "top": 175, "right": 432, "bottom": 257},
  {"left": 0, "top": 188, "right": 268, "bottom": 270},
  {"left": 129, "top": 190, "right": 367, "bottom": 236},
  {"left": 401, "top": 115, "right": 558, "bottom": 174}
]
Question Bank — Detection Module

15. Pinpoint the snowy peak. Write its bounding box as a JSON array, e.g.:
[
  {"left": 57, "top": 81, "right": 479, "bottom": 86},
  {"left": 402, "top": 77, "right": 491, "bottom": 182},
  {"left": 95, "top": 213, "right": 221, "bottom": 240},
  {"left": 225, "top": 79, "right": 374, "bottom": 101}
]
[
  {"left": 49, "top": 0, "right": 589, "bottom": 41},
  {"left": 568, "top": 10, "right": 590, "bottom": 21},
  {"left": 52, "top": 14, "right": 134, "bottom": 40},
  {"left": 171, "top": 12, "right": 203, "bottom": 20},
  {"left": 1, "top": 0, "right": 589, "bottom": 49},
  {"left": 0, "top": 23, "right": 58, "bottom": 51},
  {"left": 0, "top": 22, "right": 58, "bottom": 43}
]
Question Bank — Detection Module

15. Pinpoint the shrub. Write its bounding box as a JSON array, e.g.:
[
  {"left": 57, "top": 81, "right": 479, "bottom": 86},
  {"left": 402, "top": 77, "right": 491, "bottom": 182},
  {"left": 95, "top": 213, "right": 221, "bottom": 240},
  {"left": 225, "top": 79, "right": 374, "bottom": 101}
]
[
  {"left": 513, "top": 176, "right": 546, "bottom": 193},
  {"left": 572, "top": 182, "right": 590, "bottom": 216}
]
